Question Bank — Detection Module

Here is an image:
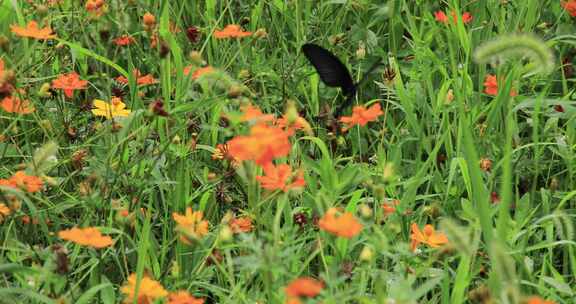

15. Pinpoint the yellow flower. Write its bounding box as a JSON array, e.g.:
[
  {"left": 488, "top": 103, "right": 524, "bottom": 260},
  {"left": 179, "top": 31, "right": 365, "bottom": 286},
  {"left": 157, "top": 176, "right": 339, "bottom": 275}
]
[
  {"left": 120, "top": 273, "right": 168, "bottom": 304},
  {"left": 91, "top": 97, "right": 131, "bottom": 119},
  {"left": 0, "top": 203, "right": 11, "bottom": 222},
  {"left": 172, "top": 207, "right": 209, "bottom": 243}
]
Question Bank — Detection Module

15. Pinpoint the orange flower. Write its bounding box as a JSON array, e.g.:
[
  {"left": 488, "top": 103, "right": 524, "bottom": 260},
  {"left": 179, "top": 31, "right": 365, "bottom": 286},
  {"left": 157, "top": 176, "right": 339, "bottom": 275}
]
[
  {"left": 563, "top": 0, "right": 576, "bottom": 16},
  {"left": 435, "top": 11, "right": 472, "bottom": 24},
  {"left": 173, "top": 207, "right": 209, "bottom": 243},
  {"left": 116, "top": 69, "right": 158, "bottom": 86},
  {"left": 10, "top": 21, "right": 56, "bottom": 40},
  {"left": 227, "top": 123, "right": 291, "bottom": 166},
  {"left": 228, "top": 124, "right": 290, "bottom": 166},
  {"left": 183, "top": 65, "right": 215, "bottom": 80},
  {"left": 382, "top": 199, "right": 399, "bottom": 217},
  {"left": 143, "top": 12, "right": 156, "bottom": 30},
  {"left": 10, "top": 171, "right": 43, "bottom": 193},
  {"left": 318, "top": 208, "right": 363, "bottom": 238},
  {"left": 51, "top": 72, "right": 88, "bottom": 98},
  {"left": 275, "top": 115, "right": 312, "bottom": 136},
  {"left": 0, "top": 171, "right": 43, "bottom": 193},
  {"left": 339, "top": 103, "right": 383, "bottom": 131},
  {"left": 114, "top": 35, "right": 135, "bottom": 46},
  {"left": 0, "top": 203, "right": 11, "bottom": 222},
  {"left": 0, "top": 179, "right": 14, "bottom": 188},
  {"left": 120, "top": 273, "right": 168, "bottom": 304},
  {"left": 256, "top": 163, "right": 305, "bottom": 192},
  {"left": 58, "top": 227, "right": 114, "bottom": 248},
  {"left": 410, "top": 223, "right": 449, "bottom": 252},
  {"left": 229, "top": 216, "right": 253, "bottom": 233},
  {"left": 1, "top": 96, "right": 34, "bottom": 114},
  {"left": 285, "top": 277, "right": 323, "bottom": 298},
  {"left": 213, "top": 24, "right": 252, "bottom": 39},
  {"left": 240, "top": 103, "right": 275, "bottom": 123},
  {"left": 167, "top": 291, "right": 204, "bottom": 304},
  {"left": 525, "top": 296, "right": 555, "bottom": 304},
  {"left": 85, "top": 0, "right": 107, "bottom": 17},
  {"left": 483, "top": 74, "right": 517, "bottom": 97},
  {"left": 285, "top": 297, "right": 302, "bottom": 304},
  {"left": 211, "top": 143, "right": 240, "bottom": 166}
]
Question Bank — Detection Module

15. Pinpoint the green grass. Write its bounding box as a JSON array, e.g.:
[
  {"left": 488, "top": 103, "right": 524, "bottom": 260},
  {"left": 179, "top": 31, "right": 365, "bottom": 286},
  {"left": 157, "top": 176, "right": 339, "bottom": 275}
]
[{"left": 1, "top": 0, "right": 576, "bottom": 303}]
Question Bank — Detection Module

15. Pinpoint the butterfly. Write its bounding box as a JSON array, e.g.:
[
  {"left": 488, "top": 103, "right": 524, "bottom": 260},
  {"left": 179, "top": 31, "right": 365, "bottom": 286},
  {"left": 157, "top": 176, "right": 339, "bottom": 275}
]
[{"left": 302, "top": 43, "right": 381, "bottom": 116}]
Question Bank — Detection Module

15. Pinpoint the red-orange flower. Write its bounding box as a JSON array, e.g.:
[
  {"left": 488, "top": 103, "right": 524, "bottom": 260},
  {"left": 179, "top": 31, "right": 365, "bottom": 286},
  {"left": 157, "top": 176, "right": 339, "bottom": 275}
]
[
  {"left": 10, "top": 21, "right": 56, "bottom": 40},
  {"left": 410, "top": 223, "right": 449, "bottom": 252},
  {"left": 434, "top": 11, "right": 449, "bottom": 23},
  {"left": 435, "top": 10, "right": 473, "bottom": 24},
  {"left": 339, "top": 103, "right": 383, "bottom": 131},
  {"left": 1, "top": 96, "right": 34, "bottom": 114},
  {"left": 460, "top": 12, "right": 473, "bottom": 24},
  {"left": 167, "top": 291, "right": 204, "bottom": 304},
  {"left": 285, "top": 277, "right": 323, "bottom": 298},
  {"left": 114, "top": 35, "right": 136, "bottom": 46},
  {"left": 214, "top": 24, "right": 252, "bottom": 39},
  {"left": 143, "top": 12, "right": 156, "bottom": 30},
  {"left": 525, "top": 296, "right": 556, "bottom": 304},
  {"left": 58, "top": 227, "right": 114, "bottom": 248},
  {"left": 563, "top": 0, "right": 576, "bottom": 16},
  {"left": 256, "top": 163, "right": 305, "bottom": 192},
  {"left": 211, "top": 143, "right": 240, "bottom": 167},
  {"left": 318, "top": 208, "right": 363, "bottom": 238},
  {"left": 0, "top": 171, "right": 43, "bottom": 193},
  {"left": 183, "top": 65, "right": 215, "bottom": 80},
  {"left": 51, "top": 72, "right": 88, "bottom": 98},
  {"left": 227, "top": 123, "right": 291, "bottom": 166},
  {"left": 85, "top": 0, "right": 107, "bottom": 17},
  {"left": 116, "top": 69, "right": 158, "bottom": 86},
  {"left": 483, "top": 74, "right": 517, "bottom": 97},
  {"left": 382, "top": 199, "right": 399, "bottom": 217},
  {"left": 240, "top": 103, "right": 275, "bottom": 123},
  {"left": 229, "top": 216, "right": 253, "bottom": 234}
]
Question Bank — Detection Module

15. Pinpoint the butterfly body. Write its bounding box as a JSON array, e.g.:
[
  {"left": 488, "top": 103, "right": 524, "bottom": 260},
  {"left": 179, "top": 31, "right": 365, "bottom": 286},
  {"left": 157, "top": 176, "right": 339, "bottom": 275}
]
[
  {"left": 301, "top": 44, "right": 356, "bottom": 97},
  {"left": 302, "top": 43, "right": 381, "bottom": 116}
]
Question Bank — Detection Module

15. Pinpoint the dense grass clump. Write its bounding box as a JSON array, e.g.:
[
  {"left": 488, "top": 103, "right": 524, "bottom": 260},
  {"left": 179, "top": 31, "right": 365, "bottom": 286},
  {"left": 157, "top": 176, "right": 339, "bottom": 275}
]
[{"left": 1, "top": 1, "right": 576, "bottom": 303}]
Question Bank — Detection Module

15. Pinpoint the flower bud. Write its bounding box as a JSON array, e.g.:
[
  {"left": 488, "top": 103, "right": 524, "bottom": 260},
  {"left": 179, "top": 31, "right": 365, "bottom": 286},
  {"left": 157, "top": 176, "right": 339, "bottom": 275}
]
[
  {"left": 219, "top": 225, "right": 233, "bottom": 242},
  {"left": 359, "top": 246, "right": 373, "bottom": 262},
  {"left": 143, "top": 12, "right": 156, "bottom": 30}
]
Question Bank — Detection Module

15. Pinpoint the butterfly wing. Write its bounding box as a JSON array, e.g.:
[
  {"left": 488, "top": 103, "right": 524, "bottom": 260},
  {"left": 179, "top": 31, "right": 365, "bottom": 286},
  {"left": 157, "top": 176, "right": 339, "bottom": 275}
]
[{"left": 302, "top": 43, "right": 355, "bottom": 96}]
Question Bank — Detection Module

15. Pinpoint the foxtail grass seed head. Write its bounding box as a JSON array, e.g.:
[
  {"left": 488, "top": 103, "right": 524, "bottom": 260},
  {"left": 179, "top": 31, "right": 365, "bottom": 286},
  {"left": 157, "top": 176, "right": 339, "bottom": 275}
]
[
  {"left": 38, "top": 83, "right": 52, "bottom": 98},
  {"left": 356, "top": 43, "right": 366, "bottom": 60},
  {"left": 253, "top": 28, "right": 268, "bottom": 39},
  {"left": 0, "top": 35, "right": 9, "bottom": 51},
  {"left": 474, "top": 34, "right": 555, "bottom": 75},
  {"left": 188, "top": 51, "right": 204, "bottom": 65},
  {"left": 35, "top": 4, "right": 49, "bottom": 15},
  {"left": 359, "top": 246, "right": 373, "bottom": 262},
  {"left": 359, "top": 204, "right": 373, "bottom": 218},
  {"left": 238, "top": 69, "right": 250, "bottom": 80},
  {"left": 219, "top": 225, "right": 233, "bottom": 242}
]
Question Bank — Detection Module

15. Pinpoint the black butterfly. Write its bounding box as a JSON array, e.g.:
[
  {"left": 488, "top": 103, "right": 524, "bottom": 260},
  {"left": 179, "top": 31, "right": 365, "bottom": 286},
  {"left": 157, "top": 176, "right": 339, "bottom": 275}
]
[{"left": 302, "top": 43, "right": 381, "bottom": 116}]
